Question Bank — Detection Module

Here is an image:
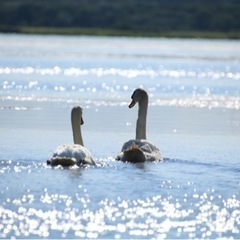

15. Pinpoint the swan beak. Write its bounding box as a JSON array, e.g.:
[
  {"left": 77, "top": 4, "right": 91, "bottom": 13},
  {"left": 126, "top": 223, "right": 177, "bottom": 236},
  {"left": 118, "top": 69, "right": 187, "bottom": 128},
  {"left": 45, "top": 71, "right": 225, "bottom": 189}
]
[
  {"left": 129, "top": 99, "right": 136, "bottom": 108},
  {"left": 81, "top": 117, "right": 84, "bottom": 125}
]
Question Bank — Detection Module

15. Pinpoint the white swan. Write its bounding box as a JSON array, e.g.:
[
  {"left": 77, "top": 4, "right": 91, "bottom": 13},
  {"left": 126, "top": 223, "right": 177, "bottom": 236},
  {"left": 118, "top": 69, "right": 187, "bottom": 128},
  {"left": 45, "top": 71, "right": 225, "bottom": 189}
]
[
  {"left": 117, "top": 88, "right": 163, "bottom": 163},
  {"left": 47, "top": 106, "right": 95, "bottom": 167}
]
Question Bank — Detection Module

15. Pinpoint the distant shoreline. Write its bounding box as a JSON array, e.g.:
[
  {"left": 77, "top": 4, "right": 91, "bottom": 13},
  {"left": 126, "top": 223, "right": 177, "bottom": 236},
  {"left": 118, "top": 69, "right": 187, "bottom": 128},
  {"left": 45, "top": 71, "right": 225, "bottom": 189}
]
[{"left": 1, "top": 27, "right": 240, "bottom": 39}]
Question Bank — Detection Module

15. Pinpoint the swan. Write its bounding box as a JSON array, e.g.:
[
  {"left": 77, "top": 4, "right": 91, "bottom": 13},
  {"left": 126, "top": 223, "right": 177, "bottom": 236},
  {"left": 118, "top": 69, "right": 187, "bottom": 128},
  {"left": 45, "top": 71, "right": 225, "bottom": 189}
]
[
  {"left": 47, "top": 106, "right": 95, "bottom": 167},
  {"left": 117, "top": 88, "right": 163, "bottom": 163}
]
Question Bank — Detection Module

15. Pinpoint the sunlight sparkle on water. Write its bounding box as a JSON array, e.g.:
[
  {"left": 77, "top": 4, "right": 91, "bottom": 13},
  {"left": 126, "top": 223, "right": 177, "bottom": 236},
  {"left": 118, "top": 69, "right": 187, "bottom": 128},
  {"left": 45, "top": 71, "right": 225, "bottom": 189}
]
[
  {"left": 0, "top": 157, "right": 239, "bottom": 238},
  {"left": 1, "top": 65, "right": 240, "bottom": 109},
  {"left": 1, "top": 94, "right": 240, "bottom": 110},
  {"left": 1, "top": 36, "right": 240, "bottom": 239},
  {"left": 1, "top": 66, "right": 240, "bottom": 80},
  {"left": 1, "top": 187, "right": 239, "bottom": 238}
]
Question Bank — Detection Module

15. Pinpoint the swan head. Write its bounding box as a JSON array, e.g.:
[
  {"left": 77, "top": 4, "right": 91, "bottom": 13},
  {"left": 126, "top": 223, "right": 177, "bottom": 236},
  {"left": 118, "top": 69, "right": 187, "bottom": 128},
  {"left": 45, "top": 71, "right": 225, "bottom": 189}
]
[
  {"left": 129, "top": 88, "right": 148, "bottom": 108},
  {"left": 122, "top": 142, "right": 146, "bottom": 163},
  {"left": 71, "top": 106, "right": 84, "bottom": 125}
]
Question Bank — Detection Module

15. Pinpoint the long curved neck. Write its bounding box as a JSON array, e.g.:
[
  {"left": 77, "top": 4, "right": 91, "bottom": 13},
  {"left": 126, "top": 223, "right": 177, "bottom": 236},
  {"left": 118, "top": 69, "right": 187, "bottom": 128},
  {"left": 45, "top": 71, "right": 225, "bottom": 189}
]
[
  {"left": 71, "top": 109, "right": 84, "bottom": 146},
  {"left": 136, "top": 94, "right": 148, "bottom": 140}
]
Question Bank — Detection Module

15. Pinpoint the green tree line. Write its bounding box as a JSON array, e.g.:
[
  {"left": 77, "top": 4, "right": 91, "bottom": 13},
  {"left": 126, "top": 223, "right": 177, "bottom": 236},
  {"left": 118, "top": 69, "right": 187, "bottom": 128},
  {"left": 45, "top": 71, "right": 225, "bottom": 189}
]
[{"left": 0, "top": 0, "right": 240, "bottom": 38}]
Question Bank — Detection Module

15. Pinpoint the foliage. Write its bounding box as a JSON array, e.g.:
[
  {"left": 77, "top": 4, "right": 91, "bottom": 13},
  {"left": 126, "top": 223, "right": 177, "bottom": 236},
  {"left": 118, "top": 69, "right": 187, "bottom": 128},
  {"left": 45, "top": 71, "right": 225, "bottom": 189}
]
[{"left": 0, "top": 0, "right": 240, "bottom": 37}]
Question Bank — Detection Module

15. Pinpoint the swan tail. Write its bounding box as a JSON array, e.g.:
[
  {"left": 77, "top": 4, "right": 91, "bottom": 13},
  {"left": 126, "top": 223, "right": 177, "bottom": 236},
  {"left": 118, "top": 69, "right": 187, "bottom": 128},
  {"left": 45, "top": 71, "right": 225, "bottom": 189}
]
[{"left": 122, "top": 142, "right": 146, "bottom": 163}]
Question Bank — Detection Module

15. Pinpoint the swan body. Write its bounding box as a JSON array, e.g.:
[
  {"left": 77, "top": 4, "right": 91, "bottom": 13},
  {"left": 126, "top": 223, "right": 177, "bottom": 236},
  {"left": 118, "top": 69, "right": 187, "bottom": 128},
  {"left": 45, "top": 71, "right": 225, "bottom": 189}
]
[
  {"left": 48, "top": 144, "right": 94, "bottom": 166},
  {"left": 118, "top": 139, "right": 163, "bottom": 162},
  {"left": 47, "top": 106, "right": 95, "bottom": 167},
  {"left": 117, "top": 88, "right": 163, "bottom": 163}
]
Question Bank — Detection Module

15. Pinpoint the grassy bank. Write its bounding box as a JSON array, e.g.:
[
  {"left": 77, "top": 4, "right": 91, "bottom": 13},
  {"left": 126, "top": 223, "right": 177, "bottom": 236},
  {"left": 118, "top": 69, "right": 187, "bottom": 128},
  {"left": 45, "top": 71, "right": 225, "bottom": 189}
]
[{"left": 1, "top": 26, "right": 240, "bottom": 39}]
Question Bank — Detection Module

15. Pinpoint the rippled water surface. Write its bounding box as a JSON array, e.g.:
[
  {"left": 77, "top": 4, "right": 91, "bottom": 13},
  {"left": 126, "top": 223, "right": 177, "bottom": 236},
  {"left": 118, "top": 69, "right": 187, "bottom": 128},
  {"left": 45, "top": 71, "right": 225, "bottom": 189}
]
[{"left": 0, "top": 34, "right": 240, "bottom": 239}]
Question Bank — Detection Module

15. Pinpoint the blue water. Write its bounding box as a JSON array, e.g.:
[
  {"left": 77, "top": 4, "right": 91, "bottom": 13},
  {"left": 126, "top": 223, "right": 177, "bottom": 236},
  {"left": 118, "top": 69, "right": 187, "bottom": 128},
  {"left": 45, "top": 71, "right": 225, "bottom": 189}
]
[{"left": 0, "top": 34, "right": 240, "bottom": 239}]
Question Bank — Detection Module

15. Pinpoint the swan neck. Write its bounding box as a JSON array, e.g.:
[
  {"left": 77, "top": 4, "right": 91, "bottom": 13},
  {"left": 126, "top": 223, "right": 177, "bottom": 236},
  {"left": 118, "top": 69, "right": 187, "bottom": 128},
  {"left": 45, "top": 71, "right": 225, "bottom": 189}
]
[
  {"left": 136, "top": 95, "right": 148, "bottom": 140},
  {"left": 71, "top": 110, "right": 84, "bottom": 146}
]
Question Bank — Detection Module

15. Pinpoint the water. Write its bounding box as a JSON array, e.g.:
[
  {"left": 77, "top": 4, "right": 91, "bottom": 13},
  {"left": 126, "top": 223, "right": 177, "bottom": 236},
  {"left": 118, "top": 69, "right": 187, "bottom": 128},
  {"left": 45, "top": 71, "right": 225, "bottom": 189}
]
[{"left": 0, "top": 34, "right": 240, "bottom": 239}]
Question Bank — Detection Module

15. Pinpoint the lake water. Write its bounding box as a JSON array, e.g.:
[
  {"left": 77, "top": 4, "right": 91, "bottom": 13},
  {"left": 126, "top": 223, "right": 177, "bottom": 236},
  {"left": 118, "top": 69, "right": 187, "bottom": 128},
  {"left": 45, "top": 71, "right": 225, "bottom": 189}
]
[{"left": 0, "top": 34, "right": 240, "bottom": 239}]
